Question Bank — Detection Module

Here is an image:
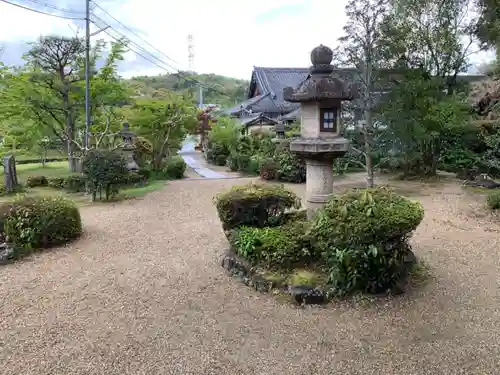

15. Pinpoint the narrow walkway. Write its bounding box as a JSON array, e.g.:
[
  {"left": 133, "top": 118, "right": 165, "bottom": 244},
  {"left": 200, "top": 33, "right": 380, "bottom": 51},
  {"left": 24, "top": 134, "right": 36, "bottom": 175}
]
[{"left": 178, "top": 140, "right": 228, "bottom": 179}]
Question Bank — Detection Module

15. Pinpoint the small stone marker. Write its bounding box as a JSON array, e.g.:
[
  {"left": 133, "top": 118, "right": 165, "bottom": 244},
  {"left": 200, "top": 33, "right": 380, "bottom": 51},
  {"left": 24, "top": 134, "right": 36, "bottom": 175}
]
[
  {"left": 3, "top": 155, "right": 18, "bottom": 193},
  {"left": 118, "top": 122, "right": 139, "bottom": 172}
]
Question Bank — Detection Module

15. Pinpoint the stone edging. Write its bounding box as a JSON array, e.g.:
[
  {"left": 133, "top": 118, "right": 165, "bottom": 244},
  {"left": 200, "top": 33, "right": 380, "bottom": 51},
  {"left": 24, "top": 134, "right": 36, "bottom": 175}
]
[{"left": 221, "top": 249, "right": 328, "bottom": 305}]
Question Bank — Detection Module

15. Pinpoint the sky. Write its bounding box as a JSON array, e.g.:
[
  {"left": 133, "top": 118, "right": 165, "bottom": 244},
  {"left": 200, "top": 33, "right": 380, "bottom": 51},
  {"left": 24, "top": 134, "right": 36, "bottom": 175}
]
[{"left": 0, "top": 0, "right": 494, "bottom": 80}]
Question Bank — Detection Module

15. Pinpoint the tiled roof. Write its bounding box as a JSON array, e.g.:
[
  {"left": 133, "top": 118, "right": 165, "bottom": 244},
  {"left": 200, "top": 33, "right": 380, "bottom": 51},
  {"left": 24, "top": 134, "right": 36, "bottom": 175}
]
[
  {"left": 227, "top": 93, "right": 270, "bottom": 116},
  {"left": 239, "top": 112, "right": 278, "bottom": 126}
]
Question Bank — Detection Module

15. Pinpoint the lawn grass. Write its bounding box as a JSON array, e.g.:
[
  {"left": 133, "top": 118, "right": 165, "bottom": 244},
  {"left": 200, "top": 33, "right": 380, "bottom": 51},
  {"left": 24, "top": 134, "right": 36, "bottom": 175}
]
[
  {"left": 0, "top": 161, "right": 167, "bottom": 205},
  {"left": 3, "top": 161, "right": 76, "bottom": 182}
]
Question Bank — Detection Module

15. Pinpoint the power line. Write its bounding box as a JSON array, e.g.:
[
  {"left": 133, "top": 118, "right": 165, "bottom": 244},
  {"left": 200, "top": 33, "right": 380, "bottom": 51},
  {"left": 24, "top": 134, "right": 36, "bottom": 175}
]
[
  {"left": 21, "top": 0, "right": 84, "bottom": 14},
  {"left": 0, "top": 0, "right": 84, "bottom": 19},
  {"left": 89, "top": 0, "right": 184, "bottom": 71},
  {"left": 89, "top": 14, "right": 231, "bottom": 98}
]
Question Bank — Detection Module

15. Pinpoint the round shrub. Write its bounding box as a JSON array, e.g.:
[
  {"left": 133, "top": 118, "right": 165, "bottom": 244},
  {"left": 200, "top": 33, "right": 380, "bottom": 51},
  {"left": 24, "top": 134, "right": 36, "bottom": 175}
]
[
  {"left": 310, "top": 187, "right": 424, "bottom": 294},
  {"left": 259, "top": 158, "right": 278, "bottom": 180},
  {"left": 164, "top": 156, "right": 187, "bottom": 179},
  {"left": 486, "top": 191, "right": 500, "bottom": 210},
  {"left": 26, "top": 175, "right": 48, "bottom": 188},
  {"left": 214, "top": 183, "right": 301, "bottom": 231},
  {"left": 310, "top": 187, "right": 424, "bottom": 250},
  {"left": 3, "top": 195, "right": 82, "bottom": 250}
]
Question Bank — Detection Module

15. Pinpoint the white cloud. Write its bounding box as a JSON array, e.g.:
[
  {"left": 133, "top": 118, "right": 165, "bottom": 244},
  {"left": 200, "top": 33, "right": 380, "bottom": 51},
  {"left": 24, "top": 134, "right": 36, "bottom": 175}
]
[{"left": 0, "top": 0, "right": 494, "bottom": 79}]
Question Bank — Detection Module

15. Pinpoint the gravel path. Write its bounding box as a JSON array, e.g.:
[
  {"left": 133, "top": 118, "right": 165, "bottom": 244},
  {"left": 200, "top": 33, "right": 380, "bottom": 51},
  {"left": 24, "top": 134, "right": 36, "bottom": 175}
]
[{"left": 1, "top": 176, "right": 500, "bottom": 374}]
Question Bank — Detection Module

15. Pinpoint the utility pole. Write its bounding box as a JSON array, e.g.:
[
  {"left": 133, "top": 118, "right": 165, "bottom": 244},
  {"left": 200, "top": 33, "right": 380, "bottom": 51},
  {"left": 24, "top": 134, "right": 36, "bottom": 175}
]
[
  {"left": 84, "top": 0, "right": 91, "bottom": 151},
  {"left": 198, "top": 86, "right": 203, "bottom": 109}
]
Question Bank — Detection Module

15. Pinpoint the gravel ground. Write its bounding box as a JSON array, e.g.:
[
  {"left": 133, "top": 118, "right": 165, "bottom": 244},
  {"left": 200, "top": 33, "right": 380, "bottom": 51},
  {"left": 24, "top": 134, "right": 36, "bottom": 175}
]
[{"left": 1, "top": 175, "right": 500, "bottom": 374}]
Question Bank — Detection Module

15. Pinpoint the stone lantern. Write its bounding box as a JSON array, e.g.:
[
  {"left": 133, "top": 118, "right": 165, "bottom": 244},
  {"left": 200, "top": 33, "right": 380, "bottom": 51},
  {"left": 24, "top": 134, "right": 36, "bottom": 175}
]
[
  {"left": 118, "top": 122, "right": 139, "bottom": 172},
  {"left": 283, "top": 44, "right": 355, "bottom": 218}
]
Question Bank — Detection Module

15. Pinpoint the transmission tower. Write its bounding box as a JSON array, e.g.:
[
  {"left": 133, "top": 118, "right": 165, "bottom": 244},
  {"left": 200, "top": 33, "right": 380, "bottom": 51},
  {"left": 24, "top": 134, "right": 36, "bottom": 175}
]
[{"left": 187, "top": 34, "right": 194, "bottom": 72}]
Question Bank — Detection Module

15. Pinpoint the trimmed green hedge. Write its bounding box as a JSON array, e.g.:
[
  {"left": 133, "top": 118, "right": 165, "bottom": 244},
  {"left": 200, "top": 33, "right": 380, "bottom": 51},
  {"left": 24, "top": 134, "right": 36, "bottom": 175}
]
[
  {"left": 1, "top": 196, "right": 82, "bottom": 255},
  {"left": 214, "top": 183, "right": 301, "bottom": 231}
]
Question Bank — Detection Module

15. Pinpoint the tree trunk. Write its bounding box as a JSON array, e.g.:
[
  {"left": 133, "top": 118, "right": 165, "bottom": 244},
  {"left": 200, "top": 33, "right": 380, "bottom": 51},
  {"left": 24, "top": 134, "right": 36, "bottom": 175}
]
[{"left": 363, "top": 114, "right": 374, "bottom": 188}]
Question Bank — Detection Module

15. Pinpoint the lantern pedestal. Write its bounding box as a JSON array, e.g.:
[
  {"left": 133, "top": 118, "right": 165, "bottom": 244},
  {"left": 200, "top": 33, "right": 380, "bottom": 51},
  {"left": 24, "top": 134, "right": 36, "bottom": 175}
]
[{"left": 290, "top": 137, "right": 349, "bottom": 219}]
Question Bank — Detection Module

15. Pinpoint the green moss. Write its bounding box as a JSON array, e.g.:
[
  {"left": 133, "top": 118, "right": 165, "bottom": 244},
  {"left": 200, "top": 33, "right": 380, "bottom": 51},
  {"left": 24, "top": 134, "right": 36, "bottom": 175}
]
[
  {"left": 287, "top": 269, "right": 324, "bottom": 287},
  {"left": 261, "top": 270, "right": 287, "bottom": 286}
]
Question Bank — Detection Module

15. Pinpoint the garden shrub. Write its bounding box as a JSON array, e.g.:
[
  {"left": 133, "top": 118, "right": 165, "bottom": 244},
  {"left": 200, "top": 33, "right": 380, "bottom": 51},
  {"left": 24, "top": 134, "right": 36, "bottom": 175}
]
[
  {"left": 47, "top": 177, "right": 66, "bottom": 189},
  {"left": 274, "top": 143, "right": 306, "bottom": 183},
  {"left": 247, "top": 155, "right": 261, "bottom": 175},
  {"left": 3, "top": 195, "right": 82, "bottom": 251},
  {"left": 64, "top": 175, "right": 87, "bottom": 192},
  {"left": 227, "top": 152, "right": 239, "bottom": 171},
  {"left": 230, "top": 219, "right": 312, "bottom": 268},
  {"left": 486, "top": 191, "right": 500, "bottom": 210},
  {"left": 82, "top": 150, "right": 128, "bottom": 201},
  {"left": 310, "top": 187, "right": 424, "bottom": 294},
  {"left": 214, "top": 183, "right": 301, "bottom": 231},
  {"left": 125, "top": 172, "right": 146, "bottom": 185},
  {"left": 164, "top": 156, "right": 186, "bottom": 179},
  {"left": 259, "top": 158, "right": 278, "bottom": 180},
  {"left": 26, "top": 175, "right": 48, "bottom": 188}
]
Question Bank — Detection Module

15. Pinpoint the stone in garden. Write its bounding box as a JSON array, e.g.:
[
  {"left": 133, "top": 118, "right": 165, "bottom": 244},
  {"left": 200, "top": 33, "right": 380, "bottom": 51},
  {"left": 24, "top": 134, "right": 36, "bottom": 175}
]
[
  {"left": 283, "top": 44, "right": 356, "bottom": 218},
  {"left": 118, "top": 122, "right": 139, "bottom": 172},
  {"left": 3, "top": 154, "right": 18, "bottom": 193},
  {"left": 288, "top": 285, "right": 327, "bottom": 305}
]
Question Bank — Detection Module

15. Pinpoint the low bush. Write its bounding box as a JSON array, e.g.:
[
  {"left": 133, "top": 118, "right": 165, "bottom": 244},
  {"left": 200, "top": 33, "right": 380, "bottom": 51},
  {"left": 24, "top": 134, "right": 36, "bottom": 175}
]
[
  {"left": 3, "top": 195, "right": 82, "bottom": 251},
  {"left": 310, "top": 187, "right": 424, "bottom": 294},
  {"left": 125, "top": 172, "right": 146, "bottom": 185},
  {"left": 26, "top": 175, "right": 48, "bottom": 188},
  {"left": 64, "top": 175, "right": 86, "bottom": 192},
  {"left": 82, "top": 150, "right": 129, "bottom": 201},
  {"left": 486, "top": 191, "right": 500, "bottom": 210},
  {"left": 274, "top": 143, "right": 306, "bottom": 183},
  {"left": 47, "top": 177, "right": 66, "bottom": 189},
  {"left": 164, "top": 156, "right": 187, "bottom": 179},
  {"left": 259, "top": 158, "right": 278, "bottom": 180},
  {"left": 214, "top": 183, "right": 301, "bottom": 231},
  {"left": 230, "top": 219, "right": 312, "bottom": 268},
  {"left": 46, "top": 175, "right": 86, "bottom": 192}
]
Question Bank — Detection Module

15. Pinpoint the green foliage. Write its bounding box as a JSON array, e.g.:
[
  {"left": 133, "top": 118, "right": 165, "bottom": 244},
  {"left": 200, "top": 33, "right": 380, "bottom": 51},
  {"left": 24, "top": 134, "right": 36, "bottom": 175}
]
[
  {"left": 311, "top": 187, "right": 424, "bottom": 250},
  {"left": 214, "top": 183, "right": 301, "bottom": 231},
  {"left": 164, "top": 156, "right": 186, "bottom": 179},
  {"left": 486, "top": 191, "right": 500, "bottom": 210},
  {"left": 128, "top": 72, "right": 248, "bottom": 108},
  {"left": 378, "top": 75, "right": 471, "bottom": 177},
  {"left": 0, "top": 36, "right": 131, "bottom": 172},
  {"left": 274, "top": 142, "right": 306, "bottom": 183},
  {"left": 230, "top": 220, "right": 311, "bottom": 268},
  {"left": 82, "top": 150, "right": 128, "bottom": 200},
  {"left": 206, "top": 117, "right": 240, "bottom": 165},
  {"left": 259, "top": 158, "right": 278, "bottom": 180},
  {"left": 3, "top": 195, "right": 82, "bottom": 250},
  {"left": 63, "top": 175, "right": 87, "bottom": 192},
  {"left": 26, "top": 175, "right": 48, "bottom": 188},
  {"left": 310, "top": 187, "right": 424, "bottom": 294},
  {"left": 126, "top": 95, "right": 197, "bottom": 170},
  {"left": 47, "top": 177, "right": 66, "bottom": 189}
]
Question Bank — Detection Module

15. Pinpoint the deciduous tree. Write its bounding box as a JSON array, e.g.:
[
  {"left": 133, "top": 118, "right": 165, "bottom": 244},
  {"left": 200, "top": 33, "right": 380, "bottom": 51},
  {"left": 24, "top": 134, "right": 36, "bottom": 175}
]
[{"left": 335, "top": 0, "right": 390, "bottom": 187}]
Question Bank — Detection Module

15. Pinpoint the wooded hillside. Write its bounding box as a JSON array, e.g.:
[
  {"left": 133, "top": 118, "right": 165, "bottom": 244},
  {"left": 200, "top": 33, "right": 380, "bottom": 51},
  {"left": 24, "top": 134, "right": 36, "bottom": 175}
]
[{"left": 127, "top": 72, "right": 249, "bottom": 108}]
